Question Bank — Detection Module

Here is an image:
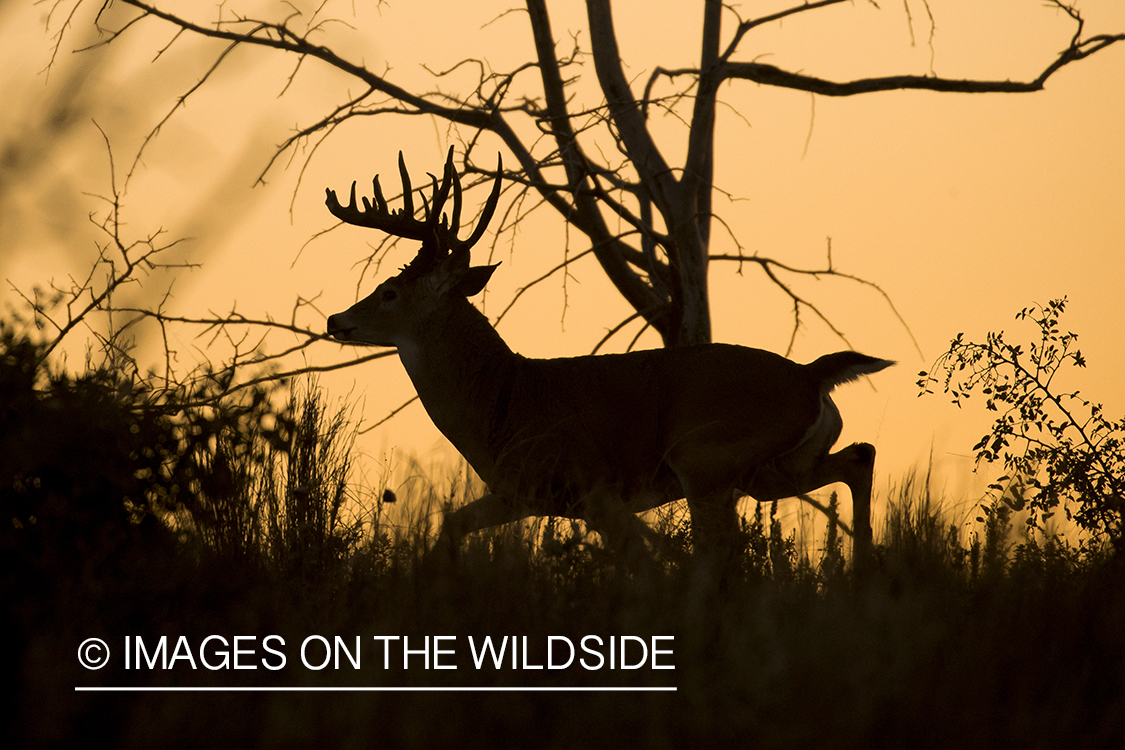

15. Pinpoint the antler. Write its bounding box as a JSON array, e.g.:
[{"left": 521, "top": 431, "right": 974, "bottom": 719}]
[{"left": 325, "top": 147, "right": 503, "bottom": 276}]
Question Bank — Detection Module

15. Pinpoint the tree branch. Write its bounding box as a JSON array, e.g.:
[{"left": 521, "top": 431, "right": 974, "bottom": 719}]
[
  {"left": 525, "top": 0, "right": 668, "bottom": 336},
  {"left": 584, "top": 0, "right": 676, "bottom": 210},
  {"left": 718, "top": 2, "right": 1123, "bottom": 97}
]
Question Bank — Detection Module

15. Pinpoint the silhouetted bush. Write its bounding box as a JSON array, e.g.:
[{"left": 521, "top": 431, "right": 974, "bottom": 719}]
[
  {"left": 921, "top": 297, "right": 1125, "bottom": 548},
  {"left": 2, "top": 325, "right": 178, "bottom": 588}
]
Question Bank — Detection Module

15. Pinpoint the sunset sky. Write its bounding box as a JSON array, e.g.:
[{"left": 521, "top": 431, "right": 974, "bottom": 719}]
[{"left": 3, "top": 0, "right": 1123, "bottom": 531}]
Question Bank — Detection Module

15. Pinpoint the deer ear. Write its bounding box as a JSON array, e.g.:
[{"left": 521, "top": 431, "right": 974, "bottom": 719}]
[{"left": 454, "top": 263, "right": 499, "bottom": 297}]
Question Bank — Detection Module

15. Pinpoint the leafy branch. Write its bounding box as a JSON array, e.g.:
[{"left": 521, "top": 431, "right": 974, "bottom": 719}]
[{"left": 919, "top": 297, "right": 1125, "bottom": 546}]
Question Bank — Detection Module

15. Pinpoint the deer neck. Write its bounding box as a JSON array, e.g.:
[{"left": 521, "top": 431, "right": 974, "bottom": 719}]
[{"left": 395, "top": 298, "right": 517, "bottom": 478}]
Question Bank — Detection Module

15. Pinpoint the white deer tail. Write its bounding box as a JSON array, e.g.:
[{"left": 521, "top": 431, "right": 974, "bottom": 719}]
[{"left": 806, "top": 351, "right": 895, "bottom": 393}]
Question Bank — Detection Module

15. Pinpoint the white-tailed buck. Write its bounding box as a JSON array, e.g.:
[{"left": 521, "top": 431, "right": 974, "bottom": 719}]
[{"left": 326, "top": 150, "right": 893, "bottom": 568}]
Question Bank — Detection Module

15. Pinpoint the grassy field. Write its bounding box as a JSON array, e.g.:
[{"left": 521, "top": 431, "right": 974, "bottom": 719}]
[{"left": 5, "top": 338, "right": 1125, "bottom": 749}]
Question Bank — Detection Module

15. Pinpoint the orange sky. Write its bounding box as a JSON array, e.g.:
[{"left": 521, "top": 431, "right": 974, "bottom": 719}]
[{"left": 3, "top": 0, "right": 1123, "bottom": 533}]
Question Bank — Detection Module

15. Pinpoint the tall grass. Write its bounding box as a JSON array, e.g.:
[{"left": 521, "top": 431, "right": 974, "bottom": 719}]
[{"left": 5, "top": 330, "right": 1124, "bottom": 749}]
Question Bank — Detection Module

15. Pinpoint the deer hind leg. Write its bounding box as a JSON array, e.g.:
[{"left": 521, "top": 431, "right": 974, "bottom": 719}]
[
  {"left": 787, "top": 442, "right": 876, "bottom": 564},
  {"left": 742, "top": 442, "right": 877, "bottom": 568},
  {"left": 680, "top": 488, "right": 742, "bottom": 581},
  {"left": 811, "top": 442, "right": 876, "bottom": 564},
  {"left": 667, "top": 459, "right": 744, "bottom": 575}
]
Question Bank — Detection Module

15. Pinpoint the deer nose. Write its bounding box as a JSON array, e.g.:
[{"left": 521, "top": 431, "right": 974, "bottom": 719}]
[{"left": 326, "top": 315, "right": 354, "bottom": 340}]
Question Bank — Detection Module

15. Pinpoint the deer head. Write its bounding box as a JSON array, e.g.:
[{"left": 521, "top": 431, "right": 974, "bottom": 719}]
[{"left": 325, "top": 148, "right": 503, "bottom": 347}]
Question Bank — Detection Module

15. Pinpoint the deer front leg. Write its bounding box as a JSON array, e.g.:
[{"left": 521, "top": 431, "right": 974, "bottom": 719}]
[
  {"left": 437, "top": 492, "right": 533, "bottom": 558},
  {"left": 582, "top": 487, "right": 655, "bottom": 568}
]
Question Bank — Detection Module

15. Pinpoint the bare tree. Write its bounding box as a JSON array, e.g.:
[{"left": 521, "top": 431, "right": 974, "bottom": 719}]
[{"left": 44, "top": 0, "right": 1123, "bottom": 360}]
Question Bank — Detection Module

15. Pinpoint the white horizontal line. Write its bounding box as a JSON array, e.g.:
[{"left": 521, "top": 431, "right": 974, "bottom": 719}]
[{"left": 75, "top": 686, "right": 677, "bottom": 693}]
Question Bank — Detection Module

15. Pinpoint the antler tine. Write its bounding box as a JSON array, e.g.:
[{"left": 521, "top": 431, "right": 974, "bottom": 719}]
[
  {"left": 372, "top": 175, "right": 388, "bottom": 214},
  {"left": 397, "top": 152, "right": 414, "bottom": 219},
  {"left": 458, "top": 154, "right": 503, "bottom": 252},
  {"left": 361, "top": 182, "right": 375, "bottom": 214},
  {"left": 424, "top": 172, "right": 448, "bottom": 230},
  {"left": 450, "top": 164, "right": 463, "bottom": 233},
  {"left": 427, "top": 147, "right": 457, "bottom": 230}
]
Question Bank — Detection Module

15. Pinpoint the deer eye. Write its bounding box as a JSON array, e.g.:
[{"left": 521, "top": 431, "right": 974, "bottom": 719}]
[{"left": 381, "top": 288, "right": 398, "bottom": 303}]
